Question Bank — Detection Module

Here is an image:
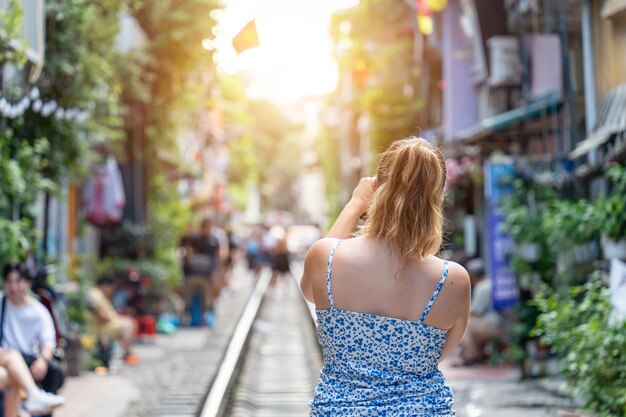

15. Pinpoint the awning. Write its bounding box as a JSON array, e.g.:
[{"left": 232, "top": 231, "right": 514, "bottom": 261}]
[
  {"left": 569, "top": 84, "right": 626, "bottom": 159},
  {"left": 455, "top": 91, "right": 563, "bottom": 143}
]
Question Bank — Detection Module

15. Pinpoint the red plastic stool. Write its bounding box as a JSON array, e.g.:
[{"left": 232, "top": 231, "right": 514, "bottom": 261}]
[{"left": 135, "top": 315, "right": 156, "bottom": 341}]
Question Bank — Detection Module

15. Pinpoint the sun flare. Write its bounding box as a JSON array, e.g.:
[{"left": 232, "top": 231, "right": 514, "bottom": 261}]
[{"left": 213, "top": 0, "right": 359, "bottom": 103}]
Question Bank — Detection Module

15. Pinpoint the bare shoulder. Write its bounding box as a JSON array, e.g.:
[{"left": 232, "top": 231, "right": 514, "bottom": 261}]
[
  {"left": 443, "top": 260, "right": 471, "bottom": 296},
  {"left": 434, "top": 259, "right": 471, "bottom": 324},
  {"left": 304, "top": 238, "right": 338, "bottom": 266},
  {"left": 301, "top": 238, "right": 340, "bottom": 302}
]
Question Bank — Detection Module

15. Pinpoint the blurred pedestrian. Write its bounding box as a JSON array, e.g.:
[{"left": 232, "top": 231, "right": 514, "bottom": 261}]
[
  {"left": 223, "top": 228, "right": 239, "bottom": 285},
  {"left": 245, "top": 230, "right": 262, "bottom": 274},
  {"left": 0, "top": 348, "right": 65, "bottom": 417},
  {"left": 181, "top": 218, "right": 219, "bottom": 327},
  {"left": 212, "top": 222, "right": 230, "bottom": 297},
  {"left": 0, "top": 264, "right": 65, "bottom": 417},
  {"left": 260, "top": 225, "right": 276, "bottom": 266},
  {"left": 456, "top": 258, "right": 504, "bottom": 365},
  {"left": 179, "top": 222, "right": 196, "bottom": 277},
  {"left": 270, "top": 227, "right": 291, "bottom": 282},
  {"left": 301, "top": 138, "right": 470, "bottom": 415},
  {"left": 87, "top": 276, "right": 140, "bottom": 365},
  {"left": 30, "top": 267, "right": 63, "bottom": 349}
]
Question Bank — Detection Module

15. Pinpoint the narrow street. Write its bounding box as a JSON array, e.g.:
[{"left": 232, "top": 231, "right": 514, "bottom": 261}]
[
  {"left": 57, "top": 264, "right": 573, "bottom": 417},
  {"left": 2, "top": 1, "right": 625, "bottom": 416},
  {"left": 444, "top": 364, "right": 573, "bottom": 416}
]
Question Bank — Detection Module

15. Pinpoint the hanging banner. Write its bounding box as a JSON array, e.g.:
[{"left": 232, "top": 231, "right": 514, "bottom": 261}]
[{"left": 485, "top": 160, "right": 518, "bottom": 309}]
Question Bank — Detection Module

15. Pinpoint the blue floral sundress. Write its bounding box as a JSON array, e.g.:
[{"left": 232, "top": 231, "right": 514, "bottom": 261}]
[{"left": 310, "top": 239, "right": 455, "bottom": 416}]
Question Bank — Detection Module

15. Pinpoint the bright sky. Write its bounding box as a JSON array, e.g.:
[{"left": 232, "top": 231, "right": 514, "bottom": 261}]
[{"left": 210, "top": 0, "right": 358, "bottom": 104}]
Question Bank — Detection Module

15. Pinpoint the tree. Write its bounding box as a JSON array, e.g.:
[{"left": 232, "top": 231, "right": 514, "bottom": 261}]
[
  {"left": 0, "top": 0, "right": 124, "bottom": 266},
  {"left": 330, "top": 0, "right": 422, "bottom": 152},
  {"left": 105, "top": 0, "right": 221, "bottom": 283},
  {"left": 221, "top": 73, "right": 303, "bottom": 213}
]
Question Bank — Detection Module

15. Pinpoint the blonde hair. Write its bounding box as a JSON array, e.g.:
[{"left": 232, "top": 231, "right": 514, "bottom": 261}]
[{"left": 362, "top": 137, "right": 447, "bottom": 263}]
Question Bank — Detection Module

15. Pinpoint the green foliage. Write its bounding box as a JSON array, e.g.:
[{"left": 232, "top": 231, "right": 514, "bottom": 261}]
[
  {"left": 129, "top": 0, "right": 219, "bottom": 155},
  {"left": 219, "top": 73, "right": 303, "bottom": 211},
  {"left": 534, "top": 274, "right": 626, "bottom": 416},
  {"left": 246, "top": 100, "right": 302, "bottom": 211},
  {"left": 499, "top": 178, "right": 558, "bottom": 365},
  {"left": 148, "top": 174, "right": 191, "bottom": 287},
  {"left": 363, "top": 85, "right": 423, "bottom": 152},
  {"left": 114, "top": 0, "right": 219, "bottom": 269},
  {"left": 100, "top": 221, "right": 155, "bottom": 259},
  {"left": 0, "top": 135, "right": 56, "bottom": 265},
  {"left": 8, "top": 0, "right": 124, "bottom": 182},
  {"left": 65, "top": 257, "right": 95, "bottom": 331},
  {"left": 500, "top": 179, "right": 557, "bottom": 245},
  {"left": 65, "top": 290, "right": 90, "bottom": 331},
  {"left": 542, "top": 199, "right": 600, "bottom": 247},
  {"left": 1, "top": 0, "right": 124, "bottom": 267},
  {"left": 0, "top": 135, "right": 56, "bottom": 214},
  {"left": 316, "top": 125, "right": 344, "bottom": 222},
  {"left": 0, "top": 0, "right": 27, "bottom": 64},
  {"left": 0, "top": 217, "right": 34, "bottom": 267},
  {"left": 330, "top": 0, "right": 423, "bottom": 151},
  {"left": 594, "top": 164, "right": 626, "bottom": 240}
]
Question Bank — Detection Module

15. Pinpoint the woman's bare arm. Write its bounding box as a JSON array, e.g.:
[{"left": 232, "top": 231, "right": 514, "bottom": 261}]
[
  {"left": 439, "top": 263, "right": 471, "bottom": 361},
  {"left": 326, "top": 177, "right": 376, "bottom": 239}
]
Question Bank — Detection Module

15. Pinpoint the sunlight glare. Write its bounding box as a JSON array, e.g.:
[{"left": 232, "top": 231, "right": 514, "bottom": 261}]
[
  {"left": 202, "top": 38, "right": 216, "bottom": 51},
  {"left": 214, "top": 0, "right": 346, "bottom": 103}
]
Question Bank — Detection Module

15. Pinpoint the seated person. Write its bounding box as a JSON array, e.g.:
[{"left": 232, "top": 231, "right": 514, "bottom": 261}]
[
  {"left": 0, "top": 348, "right": 64, "bottom": 417},
  {"left": 87, "top": 276, "right": 140, "bottom": 365},
  {"left": 458, "top": 259, "right": 505, "bottom": 365},
  {"left": 1, "top": 263, "right": 65, "bottom": 417}
]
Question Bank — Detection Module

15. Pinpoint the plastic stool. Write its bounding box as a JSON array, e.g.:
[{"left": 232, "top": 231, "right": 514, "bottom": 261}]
[{"left": 136, "top": 315, "right": 157, "bottom": 341}]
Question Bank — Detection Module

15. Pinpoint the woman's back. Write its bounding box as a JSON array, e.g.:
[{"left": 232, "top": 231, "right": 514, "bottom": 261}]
[
  {"left": 301, "top": 138, "right": 470, "bottom": 416},
  {"left": 312, "top": 237, "right": 466, "bottom": 330},
  {"left": 306, "top": 237, "right": 468, "bottom": 416}
]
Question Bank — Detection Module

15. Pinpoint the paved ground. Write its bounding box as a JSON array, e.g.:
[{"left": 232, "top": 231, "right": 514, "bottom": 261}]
[
  {"left": 442, "top": 362, "right": 573, "bottom": 417},
  {"left": 57, "top": 265, "right": 255, "bottom": 417},
  {"left": 55, "top": 264, "right": 574, "bottom": 417}
]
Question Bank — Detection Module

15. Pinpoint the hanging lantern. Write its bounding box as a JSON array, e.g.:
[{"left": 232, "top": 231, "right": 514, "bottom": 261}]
[
  {"left": 417, "top": 14, "right": 433, "bottom": 35},
  {"left": 416, "top": 0, "right": 434, "bottom": 35},
  {"left": 426, "top": 0, "right": 447, "bottom": 12},
  {"left": 416, "top": 0, "right": 432, "bottom": 16}
]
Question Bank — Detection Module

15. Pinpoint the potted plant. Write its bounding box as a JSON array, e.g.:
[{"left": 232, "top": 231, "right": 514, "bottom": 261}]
[
  {"left": 542, "top": 199, "right": 600, "bottom": 275},
  {"left": 500, "top": 179, "right": 556, "bottom": 261},
  {"left": 534, "top": 273, "right": 626, "bottom": 417},
  {"left": 595, "top": 165, "right": 626, "bottom": 260},
  {"left": 500, "top": 178, "right": 560, "bottom": 377}
]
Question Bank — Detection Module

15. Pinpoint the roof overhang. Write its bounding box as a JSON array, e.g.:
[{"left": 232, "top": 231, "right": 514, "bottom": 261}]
[
  {"left": 454, "top": 91, "right": 563, "bottom": 143},
  {"left": 570, "top": 84, "right": 626, "bottom": 159}
]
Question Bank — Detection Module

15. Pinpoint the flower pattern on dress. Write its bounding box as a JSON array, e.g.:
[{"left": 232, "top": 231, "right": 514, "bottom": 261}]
[{"left": 310, "top": 239, "right": 455, "bottom": 416}]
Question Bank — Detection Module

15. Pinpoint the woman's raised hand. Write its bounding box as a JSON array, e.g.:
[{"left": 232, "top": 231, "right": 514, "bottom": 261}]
[{"left": 350, "top": 176, "right": 377, "bottom": 214}]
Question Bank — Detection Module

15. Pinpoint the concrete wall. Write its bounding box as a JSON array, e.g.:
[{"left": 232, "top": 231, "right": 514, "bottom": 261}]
[{"left": 593, "top": 0, "right": 626, "bottom": 99}]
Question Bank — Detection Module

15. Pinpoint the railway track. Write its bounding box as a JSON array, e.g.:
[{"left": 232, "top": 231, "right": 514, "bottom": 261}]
[{"left": 199, "top": 263, "right": 321, "bottom": 417}]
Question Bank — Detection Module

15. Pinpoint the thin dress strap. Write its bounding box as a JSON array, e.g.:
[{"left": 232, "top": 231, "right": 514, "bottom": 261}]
[
  {"left": 326, "top": 239, "right": 342, "bottom": 309},
  {"left": 419, "top": 260, "right": 450, "bottom": 323}
]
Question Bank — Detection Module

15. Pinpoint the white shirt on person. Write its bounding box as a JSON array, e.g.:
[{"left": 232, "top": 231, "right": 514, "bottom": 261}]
[
  {"left": 470, "top": 279, "right": 503, "bottom": 328},
  {"left": 0, "top": 294, "right": 56, "bottom": 356}
]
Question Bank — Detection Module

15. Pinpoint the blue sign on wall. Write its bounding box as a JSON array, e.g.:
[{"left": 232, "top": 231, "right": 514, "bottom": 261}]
[{"left": 484, "top": 161, "right": 518, "bottom": 310}]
